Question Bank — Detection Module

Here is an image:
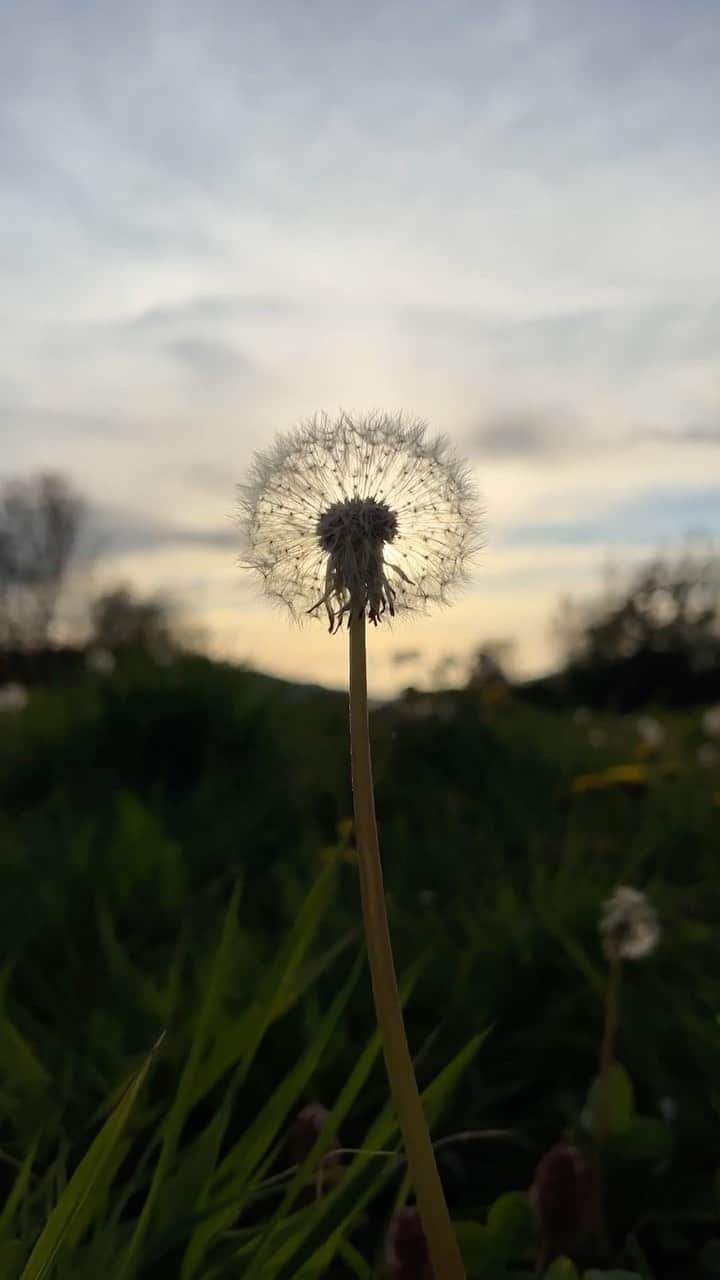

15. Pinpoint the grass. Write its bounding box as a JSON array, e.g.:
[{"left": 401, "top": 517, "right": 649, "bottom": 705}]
[{"left": 1, "top": 652, "right": 719, "bottom": 1276}]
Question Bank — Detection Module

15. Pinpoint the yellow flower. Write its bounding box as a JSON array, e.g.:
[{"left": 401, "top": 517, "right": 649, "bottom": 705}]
[{"left": 571, "top": 763, "right": 649, "bottom": 794}]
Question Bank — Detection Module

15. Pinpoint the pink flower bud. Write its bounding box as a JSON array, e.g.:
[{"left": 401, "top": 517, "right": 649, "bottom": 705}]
[
  {"left": 288, "top": 1102, "right": 341, "bottom": 1168},
  {"left": 530, "top": 1142, "right": 590, "bottom": 1257},
  {"left": 384, "top": 1205, "right": 433, "bottom": 1279}
]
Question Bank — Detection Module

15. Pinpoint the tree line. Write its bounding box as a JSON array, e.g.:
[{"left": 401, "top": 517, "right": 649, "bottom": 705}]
[{"left": 0, "top": 471, "right": 177, "bottom": 668}]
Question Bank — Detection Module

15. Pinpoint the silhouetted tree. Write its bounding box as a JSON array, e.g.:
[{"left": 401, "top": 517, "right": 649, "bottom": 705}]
[
  {"left": 90, "top": 586, "right": 176, "bottom": 657},
  {"left": 0, "top": 473, "right": 85, "bottom": 651},
  {"left": 547, "top": 550, "right": 720, "bottom": 707}
]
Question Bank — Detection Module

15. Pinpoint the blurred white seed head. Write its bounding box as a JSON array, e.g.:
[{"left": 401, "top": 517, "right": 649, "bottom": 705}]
[
  {"left": 636, "top": 715, "right": 666, "bottom": 749},
  {"left": 702, "top": 705, "right": 720, "bottom": 738},
  {"left": 599, "top": 885, "right": 660, "bottom": 960},
  {"left": 0, "top": 682, "right": 28, "bottom": 713},
  {"left": 238, "top": 411, "right": 483, "bottom": 633}
]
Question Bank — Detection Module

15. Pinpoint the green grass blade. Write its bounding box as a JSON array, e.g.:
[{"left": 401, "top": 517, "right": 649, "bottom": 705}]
[
  {"left": 265, "top": 1026, "right": 487, "bottom": 1279},
  {"left": 0, "top": 1018, "right": 49, "bottom": 1089},
  {"left": 0, "top": 1142, "right": 37, "bottom": 1239},
  {"left": 241, "top": 960, "right": 426, "bottom": 1280},
  {"left": 192, "top": 861, "right": 338, "bottom": 1103},
  {"left": 116, "top": 881, "right": 241, "bottom": 1280},
  {"left": 180, "top": 948, "right": 363, "bottom": 1278},
  {"left": 18, "top": 1048, "right": 156, "bottom": 1280}
]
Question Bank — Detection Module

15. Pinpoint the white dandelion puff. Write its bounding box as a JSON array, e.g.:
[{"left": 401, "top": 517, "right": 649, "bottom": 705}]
[
  {"left": 702, "top": 705, "right": 720, "bottom": 739},
  {"left": 0, "top": 682, "right": 28, "bottom": 713},
  {"left": 636, "top": 715, "right": 666, "bottom": 749},
  {"left": 238, "top": 411, "right": 484, "bottom": 633},
  {"left": 599, "top": 885, "right": 660, "bottom": 961}
]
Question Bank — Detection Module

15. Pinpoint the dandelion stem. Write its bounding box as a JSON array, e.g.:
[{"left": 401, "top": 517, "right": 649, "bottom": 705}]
[
  {"left": 348, "top": 612, "right": 465, "bottom": 1280},
  {"left": 600, "top": 952, "right": 621, "bottom": 1079}
]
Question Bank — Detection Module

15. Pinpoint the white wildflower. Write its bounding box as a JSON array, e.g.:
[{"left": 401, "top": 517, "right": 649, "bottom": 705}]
[
  {"left": 600, "top": 885, "right": 660, "bottom": 961},
  {"left": 0, "top": 682, "right": 28, "bottom": 712},
  {"left": 636, "top": 715, "right": 666, "bottom": 749},
  {"left": 238, "top": 411, "right": 483, "bottom": 633},
  {"left": 702, "top": 705, "right": 720, "bottom": 739}
]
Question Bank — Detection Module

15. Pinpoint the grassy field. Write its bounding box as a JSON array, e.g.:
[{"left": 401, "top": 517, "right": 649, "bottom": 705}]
[{"left": 1, "top": 652, "right": 719, "bottom": 1277}]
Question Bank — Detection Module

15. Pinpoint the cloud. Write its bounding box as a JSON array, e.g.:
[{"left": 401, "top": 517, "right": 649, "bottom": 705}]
[
  {"left": 164, "top": 337, "right": 254, "bottom": 381},
  {"left": 638, "top": 423, "right": 720, "bottom": 447},
  {"left": 469, "top": 409, "right": 580, "bottom": 459},
  {"left": 0, "top": 401, "right": 142, "bottom": 447},
  {"left": 502, "top": 485, "right": 720, "bottom": 549},
  {"left": 88, "top": 503, "right": 237, "bottom": 558},
  {"left": 117, "top": 293, "right": 300, "bottom": 336},
  {"left": 468, "top": 407, "right": 720, "bottom": 464}
]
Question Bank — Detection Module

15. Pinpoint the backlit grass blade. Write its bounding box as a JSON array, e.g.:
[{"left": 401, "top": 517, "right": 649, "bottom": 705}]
[
  {"left": 192, "top": 860, "right": 338, "bottom": 1103},
  {"left": 0, "top": 1018, "right": 49, "bottom": 1090},
  {"left": 18, "top": 1047, "right": 156, "bottom": 1280},
  {"left": 117, "top": 881, "right": 241, "bottom": 1280},
  {"left": 264, "top": 1029, "right": 487, "bottom": 1279},
  {"left": 180, "top": 948, "right": 363, "bottom": 1278},
  {"left": 240, "top": 960, "right": 424, "bottom": 1280},
  {"left": 0, "top": 1140, "right": 37, "bottom": 1238}
]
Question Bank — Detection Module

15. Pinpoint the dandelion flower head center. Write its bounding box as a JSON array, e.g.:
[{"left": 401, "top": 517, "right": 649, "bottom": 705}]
[
  {"left": 315, "top": 496, "right": 400, "bottom": 628},
  {"left": 316, "top": 495, "right": 399, "bottom": 556}
]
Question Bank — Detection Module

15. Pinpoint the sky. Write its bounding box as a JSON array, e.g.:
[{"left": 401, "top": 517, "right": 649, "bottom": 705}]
[{"left": 2, "top": 0, "right": 719, "bottom": 693}]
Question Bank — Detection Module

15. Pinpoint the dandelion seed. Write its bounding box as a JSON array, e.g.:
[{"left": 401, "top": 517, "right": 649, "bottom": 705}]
[
  {"left": 599, "top": 885, "right": 660, "bottom": 960},
  {"left": 238, "top": 411, "right": 483, "bottom": 633}
]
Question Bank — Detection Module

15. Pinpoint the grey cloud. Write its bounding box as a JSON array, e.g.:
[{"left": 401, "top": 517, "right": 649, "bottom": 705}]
[
  {"left": 680, "top": 425, "right": 720, "bottom": 444},
  {"left": 469, "top": 410, "right": 720, "bottom": 462},
  {"left": 89, "top": 503, "right": 236, "bottom": 558},
  {"left": 637, "top": 423, "right": 720, "bottom": 446},
  {"left": 119, "top": 293, "right": 300, "bottom": 337},
  {"left": 469, "top": 411, "right": 577, "bottom": 459},
  {"left": 1, "top": 401, "right": 141, "bottom": 442},
  {"left": 165, "top": 337, "right": 254, "bottom": 381},
  {"left": 402, "top": 298, "right": 720, "bottom": 374}
]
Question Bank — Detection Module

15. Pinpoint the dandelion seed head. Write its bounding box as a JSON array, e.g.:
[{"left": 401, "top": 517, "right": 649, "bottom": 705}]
[
  {"left": 599, "top": 884, "right": 660, "bottom": 960},
  {"left": 238, "top": 410, "right": 484, "bottom": 632},
  {"left": 0, "top": 682, "right": 28, "bottom": 713},
  {"left": 702, "top": 704, "right": 720, "bottom": 738}
]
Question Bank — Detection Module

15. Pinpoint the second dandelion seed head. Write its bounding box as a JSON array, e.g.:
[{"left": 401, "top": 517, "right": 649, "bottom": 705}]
[{"left": 600, "top": 885, "right": 660, "bottom": 961}]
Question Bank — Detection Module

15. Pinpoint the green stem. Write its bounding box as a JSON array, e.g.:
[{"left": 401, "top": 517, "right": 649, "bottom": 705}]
[
  {"left": 348, "top": 613, "right": 465, "bottom": 1280},
  {"left": 600, "top": 953, "right": 622, "bottom": 1085},
  {"left": 588, "top": 953, "right": 622, "bottom": 1260}
]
